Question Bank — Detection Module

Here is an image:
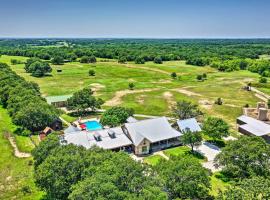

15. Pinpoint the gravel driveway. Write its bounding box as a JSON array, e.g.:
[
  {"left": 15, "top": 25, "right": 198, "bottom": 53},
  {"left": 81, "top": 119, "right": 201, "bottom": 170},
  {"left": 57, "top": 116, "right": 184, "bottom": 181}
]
[{"left": 195, "top": 142, "right": 221, "bottom": 172}]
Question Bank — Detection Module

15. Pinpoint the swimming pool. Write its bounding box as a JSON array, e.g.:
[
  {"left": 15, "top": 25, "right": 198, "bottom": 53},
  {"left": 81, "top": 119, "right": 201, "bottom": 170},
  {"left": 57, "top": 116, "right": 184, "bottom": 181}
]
[{"left": 83, "top": 120, "right": 103, "bottom": 131}]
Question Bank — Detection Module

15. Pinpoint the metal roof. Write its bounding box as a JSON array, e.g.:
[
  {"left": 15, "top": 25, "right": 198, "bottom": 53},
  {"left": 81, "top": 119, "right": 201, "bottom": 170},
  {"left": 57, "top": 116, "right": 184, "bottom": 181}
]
[
  {"left": 125, "top": 117, "right": 182, "bottom": 146},
  {"left": 126, "top": 116, "right": 138, "bottom": 123},
  {"left": 64, "top": 127, "right": 132, "bottom": 150},
  {"left": 237, "top": 115, "right": 270, "bottom": 136},
  {"left": 177, "top": 118, "right": 202, "bottom": 133},
  {"left": 45, "top": 95, "right": 72, "bottom": 104},
  {"left": 64, "top": 125, "right": 80, "bottom": 134}
]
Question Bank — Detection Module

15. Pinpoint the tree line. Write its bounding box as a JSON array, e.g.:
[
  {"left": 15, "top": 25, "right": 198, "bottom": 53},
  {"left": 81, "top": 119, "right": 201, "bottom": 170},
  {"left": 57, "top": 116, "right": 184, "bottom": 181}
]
[
  {"left": 1, "top": 39, "right": 270, "bottom": 74},
  {"left": 0, "top": 63, "right": 59, "bottom": 134}
]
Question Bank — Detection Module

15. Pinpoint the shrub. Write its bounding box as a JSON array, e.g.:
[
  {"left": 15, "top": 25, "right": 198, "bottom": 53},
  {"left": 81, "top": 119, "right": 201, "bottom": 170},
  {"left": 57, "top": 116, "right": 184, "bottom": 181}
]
[
  {"left": 215, "top": 97, "right": 223, "bottom": 105},
  {"left": 128, "top": 82, "right": 135, "bottom": 90},
  {"left": 51, "top": 56, "right": 64, "bottom": 65},
  {"left": 196, "top": 74, "right": 203, "bottom": 81},
  {"left": 80, "top": 56, "right": 90, "bottom": 63},
  {"left": 135, "top": 57, "right": 145, "bottom": 64},
  {"left": 259, "top": 76, "right": 267, "bottom": 83},
  {"left": 153, "top": 56, "right": 162, "bottom": 64},
  {"left": 88, "top": 69, "right": 95, "bottom": 76},
  {"left": 202, "top": 73, "right": 207, "bottom": 79},
  {"left": 89, "top": 55, "right": 96, "bottom": 63},
  {"left": 171, "top": 72, "right": 177, "bottom": 79},
  {"left": 118, "top": 57, "right": 127, "bottom": 63}
]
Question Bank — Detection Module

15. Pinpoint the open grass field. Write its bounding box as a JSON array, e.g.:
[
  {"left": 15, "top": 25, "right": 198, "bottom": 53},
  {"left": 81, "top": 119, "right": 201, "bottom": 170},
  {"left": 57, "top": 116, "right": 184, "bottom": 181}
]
[
  {"left": 0, "top": 106, "right": 43, "bottom": 200},
  {"left": 0, "top": 55, "right": 264, "bottom": 125}
]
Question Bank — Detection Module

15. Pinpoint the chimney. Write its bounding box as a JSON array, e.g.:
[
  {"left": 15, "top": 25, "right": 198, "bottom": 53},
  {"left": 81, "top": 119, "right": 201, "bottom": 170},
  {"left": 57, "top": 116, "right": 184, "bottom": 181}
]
[
  {"left": 258, "top": 108, "right": 268, "bottom": 121},
  {"left": 257, "top": 102, "right": 266, "bottom": 112}
]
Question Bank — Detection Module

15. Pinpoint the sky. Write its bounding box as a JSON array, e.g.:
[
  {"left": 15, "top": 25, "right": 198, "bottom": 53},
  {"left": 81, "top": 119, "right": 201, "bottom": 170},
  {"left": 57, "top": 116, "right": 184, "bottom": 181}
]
[{"left": 0, "top": 0, "right": 269, "bottom": 38}]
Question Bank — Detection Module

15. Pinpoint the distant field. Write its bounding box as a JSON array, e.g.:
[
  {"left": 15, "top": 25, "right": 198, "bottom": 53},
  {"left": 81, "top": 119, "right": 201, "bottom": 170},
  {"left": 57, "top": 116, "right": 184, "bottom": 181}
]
[
  {"left": 259, "top": 54, "right": 270, "bottom": 60},
  {"left": 0, "top": 55, "right": 262, "bottom": 125}
]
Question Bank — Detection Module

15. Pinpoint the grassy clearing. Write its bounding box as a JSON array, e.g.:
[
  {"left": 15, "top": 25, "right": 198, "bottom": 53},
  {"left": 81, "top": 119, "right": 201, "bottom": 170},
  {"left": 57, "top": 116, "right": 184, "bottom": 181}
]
[
  {"left": 14, "top": 135, "right": 35, "bottom": 153},
  {"left": 259, "top": 54, "right": 270, "bottom": 60},
  {"left": 0, "top": 106, "right": 43, "bottom": 200},
  {"left": 143, "top": 155, "right": 164, "bottom": 166},
  {"left": 31, "top": 135, "right": 40, "bottom": 146},
  {"left": 164, "top": 146, "right": 206, "bottom": 162},
  {"left": 60, "top": 113, "right": 77, "bottom": 123},
  {"left": 0, "top": 55, "right": 263, "bottom": 127},
  {"left": 210, "top": 172, "right": 229, "bottom": 197}
]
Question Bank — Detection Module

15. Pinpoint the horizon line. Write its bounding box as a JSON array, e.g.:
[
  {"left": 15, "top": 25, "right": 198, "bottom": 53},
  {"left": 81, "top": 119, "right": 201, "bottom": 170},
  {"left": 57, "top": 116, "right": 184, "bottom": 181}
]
[{"left": 1, "top": 36, "right": 270, "bottom": 40}]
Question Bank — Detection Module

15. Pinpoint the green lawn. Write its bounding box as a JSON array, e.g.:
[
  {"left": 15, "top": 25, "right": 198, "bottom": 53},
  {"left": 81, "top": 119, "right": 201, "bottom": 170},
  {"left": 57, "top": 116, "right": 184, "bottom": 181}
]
[
  {"left": 164, "top": 146, "right": 206, "bottom": 162},
  {"left": 31, "top": 135, "right": 41, "bottom": 146},
  {"left": 0, "top": 106, "right": 43, "bottom": 200},
  {"left": 0, "top": 55, "right": 263, "bottom": 127},
  {"left": 60, "top": 113, "right": 77, "bottom": 123},
  {"left": 210, "top": 172, "right": 230, "bottom": 197},
  {"left": 144, "top": 146, "right": 206, "bottom": 166},
  {"left": 143, "top": 155, "right": 164, "bottom": 166},
  {"left": 14, "top": 135, "right": 35, "bottom": 153},
  {"left": 163, "top": 146, "right": 191, "bottom": 157}
]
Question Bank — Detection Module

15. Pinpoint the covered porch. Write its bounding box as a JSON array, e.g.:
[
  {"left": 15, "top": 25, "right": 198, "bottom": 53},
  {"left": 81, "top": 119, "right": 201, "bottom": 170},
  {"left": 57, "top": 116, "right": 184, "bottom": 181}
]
[{"left": 150, "top": 137, "right": 181, "bottom": 152}]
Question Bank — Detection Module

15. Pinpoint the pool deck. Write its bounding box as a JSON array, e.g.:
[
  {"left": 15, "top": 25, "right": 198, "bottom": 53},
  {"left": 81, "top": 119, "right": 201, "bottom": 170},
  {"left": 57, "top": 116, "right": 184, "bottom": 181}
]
[{"left": 73, "top": 118, "right": 101, "bottom": 131}]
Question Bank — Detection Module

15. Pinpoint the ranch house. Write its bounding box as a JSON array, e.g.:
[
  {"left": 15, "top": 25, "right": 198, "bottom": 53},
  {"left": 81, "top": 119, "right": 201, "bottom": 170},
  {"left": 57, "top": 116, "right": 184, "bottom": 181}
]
[{"left": 63, "top": 117, "right": 182, "bottom": 156}]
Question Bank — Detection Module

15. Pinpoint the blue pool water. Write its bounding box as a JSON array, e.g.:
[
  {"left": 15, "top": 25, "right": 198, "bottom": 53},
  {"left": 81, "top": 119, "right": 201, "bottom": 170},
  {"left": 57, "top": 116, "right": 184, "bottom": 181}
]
[{"left": 84, "top": 121, "right": 103, "bottom": 131}]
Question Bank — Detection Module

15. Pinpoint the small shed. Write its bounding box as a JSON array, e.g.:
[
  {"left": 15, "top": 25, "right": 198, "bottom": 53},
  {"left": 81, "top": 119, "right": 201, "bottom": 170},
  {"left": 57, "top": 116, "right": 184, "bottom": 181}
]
[
  {"left": 39, "top": 127, "right": 53, "bottom": 141},
  {"left": 177, "top": 118, "right": 202, "bottom": 133}
]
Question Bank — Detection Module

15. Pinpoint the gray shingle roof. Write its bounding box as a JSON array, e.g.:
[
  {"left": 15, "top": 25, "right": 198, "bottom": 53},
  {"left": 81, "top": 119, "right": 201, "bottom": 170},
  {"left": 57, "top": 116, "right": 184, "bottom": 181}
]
[
  {"left": 237, "top": 115, "right": 270, "bottom": 136},
  {"left": 125, "top": 117, "right": 182, "bottom": 146},
  {"left": 177, "top": 118, "right": 201, "bottom": 133}
]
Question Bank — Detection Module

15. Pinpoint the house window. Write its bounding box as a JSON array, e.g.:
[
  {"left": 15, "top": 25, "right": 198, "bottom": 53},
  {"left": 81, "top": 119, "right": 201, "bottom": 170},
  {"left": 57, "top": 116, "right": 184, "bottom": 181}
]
[{"left": 142, "top": 146, "right": 148, "bottom": 153}]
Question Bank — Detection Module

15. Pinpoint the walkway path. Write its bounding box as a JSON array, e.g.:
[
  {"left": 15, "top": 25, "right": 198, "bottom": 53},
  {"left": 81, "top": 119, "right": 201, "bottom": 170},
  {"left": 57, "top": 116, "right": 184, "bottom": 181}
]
[
  {"left": 153, "top": 151, "right": 169, "bottom": 160},
  {"left": 124, "top": 63, "right": 171, "bottom": 75},
  {"left": 251, "top": 87, "right": 270, "bottom": 102},
  {"left": 8, "top": 136, "right": 31, "bottom": 158}
]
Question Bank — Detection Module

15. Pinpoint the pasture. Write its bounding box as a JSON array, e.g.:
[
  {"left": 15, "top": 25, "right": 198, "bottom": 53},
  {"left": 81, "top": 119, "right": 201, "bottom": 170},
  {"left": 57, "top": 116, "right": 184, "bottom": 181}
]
[{"left": 0, "top": 55, "right": 262, "bottom": 125}]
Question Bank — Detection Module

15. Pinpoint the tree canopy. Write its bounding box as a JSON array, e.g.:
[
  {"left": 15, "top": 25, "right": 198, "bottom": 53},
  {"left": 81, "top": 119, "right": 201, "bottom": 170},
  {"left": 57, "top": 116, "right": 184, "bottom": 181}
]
[
  {"left": 0, "top": 62, "right": 59, "bottom": 132},
  {"left": 217, "top": 176, "right": 270, "bottom": 199},
  {"left": 156, "top": 156, "right": 211, "bottom": 199},
  {"left": 33, "top": 142, "right": 167, "bottom": 200},
  {"left": 215, "top": 136, "right": 270, "bottom": 179},
  {"left": 202, "top": 117, "right": 229, "bottom": 140},
  {"left": 25, "top": 58, "right": 52, "bottom": 77},
  {"left": 32, "top": 134, "right": 60, "bottom": 168},
  {"left": 51, "top": 56, "right": 64, "bottom": 65},
  {"left": 100, "top": 106, "right": 134, "bottom": 127},
  {"left": 173, "top": 100, "right": 202, "bottom": 120},
  {"left": 67, "top": 88, "right": 104, "bottom": 115},
  {"left": 181, "top": 129, "right": 202, "bottom": 152}
]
